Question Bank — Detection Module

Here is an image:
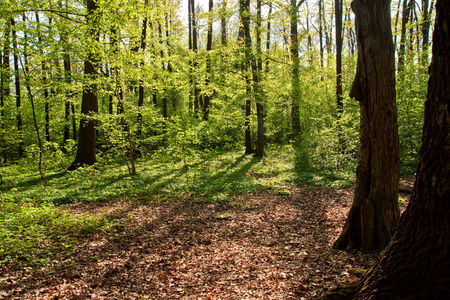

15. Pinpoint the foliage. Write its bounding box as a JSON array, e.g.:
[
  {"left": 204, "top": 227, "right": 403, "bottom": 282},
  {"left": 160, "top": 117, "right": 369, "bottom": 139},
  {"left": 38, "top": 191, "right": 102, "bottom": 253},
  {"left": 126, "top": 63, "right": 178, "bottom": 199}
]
[{"left": 0, "top": 200, "right": 104, "bottom": 266}]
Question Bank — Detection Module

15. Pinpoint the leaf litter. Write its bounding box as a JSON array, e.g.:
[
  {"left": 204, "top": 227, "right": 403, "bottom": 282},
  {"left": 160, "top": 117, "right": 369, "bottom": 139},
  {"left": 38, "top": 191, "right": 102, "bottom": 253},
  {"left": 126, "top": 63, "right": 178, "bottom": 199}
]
[{"left": 0, "top": 185, "right": 409, "bottom": 299}]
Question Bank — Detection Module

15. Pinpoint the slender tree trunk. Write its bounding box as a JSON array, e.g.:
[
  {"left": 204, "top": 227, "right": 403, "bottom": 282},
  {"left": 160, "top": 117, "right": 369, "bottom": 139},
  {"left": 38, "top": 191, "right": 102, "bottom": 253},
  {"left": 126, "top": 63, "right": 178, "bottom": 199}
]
[
  {"left": 306, "top": 1, "right": 313, "bottom": 64},
  {"left": 318, "top": 0, "right": 324, "bottom": 68},
  {"left": 421, "top": 0, "right": 434, "bottom": 66},
  {"left": 240, "top": 0, "right": 253, "bottom": 154},
  {"left": 69, "top": 0, "right": 100, "bottom": 170},
  {"left": 63, "top": 51, "right": 72, "bottom": 146},
  {"left": 22, "top": 26, "right": 46, "bottom": 184},
  {"left": 335, "top": 0, "right": 343, "bottom": 114},
  {"left": 290, "top": 0, "right": 305, "bottom": 137},
  {"left": 203, "top": 0, "right": 214, "bottom": 121},
  {"left": 11, "top": 18, "right": 24, "bottom": 158},
  {"left": 398, "top": 0, "right": 413, "bottom": 72},
  {"left": 1, "top": 21, "right": 10, "bottom": 164},
  {"left": 190, "top": 0, "right": 200, "bottom": 117},
  {"left": 254, "top": 0, "right": 264, "bottom": 157},
  {"left": 346, "top": 7, "right": 356, "bottom": 55},
  {"left": 137, "top": 1, "right": 148, "bottom": 139},
  {"left": 333, "top": 0, "right": 400, "bottom": 251},
  {"left": 266, "top": 1, "right": 272, "bottom": 73},
  {"left": 221, "top": 0, "right": 227, "bottom": 45},
  {"left": 36, "top": 13, "right": 51, "bottom": 143},
  {"left": 321, "top": 1, "right": 450, "bottom": 297}
]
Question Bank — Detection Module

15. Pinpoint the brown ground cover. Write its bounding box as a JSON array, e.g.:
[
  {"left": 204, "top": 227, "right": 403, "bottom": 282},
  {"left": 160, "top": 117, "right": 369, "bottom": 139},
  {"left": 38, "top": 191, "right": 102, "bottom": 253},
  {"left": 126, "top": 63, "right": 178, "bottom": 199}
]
[{"left": 0, "top": 185, "right": 409, "bottom": 299}]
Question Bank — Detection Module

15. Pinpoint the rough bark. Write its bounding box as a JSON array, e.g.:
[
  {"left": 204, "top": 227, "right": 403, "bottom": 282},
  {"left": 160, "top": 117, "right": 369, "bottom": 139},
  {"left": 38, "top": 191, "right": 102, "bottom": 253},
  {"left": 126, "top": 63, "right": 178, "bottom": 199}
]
[
  {"left": 69, "top": 0, "right": 99, "bottom": 170},
  {"left": 333, "top": 0, "right": 400, "bottom": 251},
  {"left": 321, "top": 1, "right": 450, "bottom": 297}
]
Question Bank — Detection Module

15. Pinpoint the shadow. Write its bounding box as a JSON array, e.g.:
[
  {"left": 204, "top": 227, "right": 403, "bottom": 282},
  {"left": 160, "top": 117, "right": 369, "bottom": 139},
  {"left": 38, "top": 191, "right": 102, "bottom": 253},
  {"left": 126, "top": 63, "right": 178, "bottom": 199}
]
[
  {"left": 192, "top": 154, "right": 262, "bottom": 193},
  {"left": 0, "top": 184, "right": 376, "bottom": 299}
]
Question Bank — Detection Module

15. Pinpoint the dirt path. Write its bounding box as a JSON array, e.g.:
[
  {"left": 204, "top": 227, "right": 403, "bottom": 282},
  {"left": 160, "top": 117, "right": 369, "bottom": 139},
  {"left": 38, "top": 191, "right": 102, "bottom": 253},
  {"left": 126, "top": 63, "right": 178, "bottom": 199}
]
[{"left": 0, "top": 185, "right": 409, "bottom": 299}]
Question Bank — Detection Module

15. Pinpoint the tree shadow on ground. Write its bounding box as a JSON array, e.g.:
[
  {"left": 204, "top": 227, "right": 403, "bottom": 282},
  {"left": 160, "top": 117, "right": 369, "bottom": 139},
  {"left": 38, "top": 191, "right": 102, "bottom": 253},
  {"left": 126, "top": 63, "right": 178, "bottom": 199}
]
[{"left": 0, "top": 183, "right": 378, "bottom": 299}]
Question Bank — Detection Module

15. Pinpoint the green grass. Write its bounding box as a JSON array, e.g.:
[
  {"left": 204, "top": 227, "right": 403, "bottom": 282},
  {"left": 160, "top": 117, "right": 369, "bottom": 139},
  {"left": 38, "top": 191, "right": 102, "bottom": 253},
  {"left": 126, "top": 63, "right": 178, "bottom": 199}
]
[{"left": 0, "top": 144, "right": 356, "bottom": 268}]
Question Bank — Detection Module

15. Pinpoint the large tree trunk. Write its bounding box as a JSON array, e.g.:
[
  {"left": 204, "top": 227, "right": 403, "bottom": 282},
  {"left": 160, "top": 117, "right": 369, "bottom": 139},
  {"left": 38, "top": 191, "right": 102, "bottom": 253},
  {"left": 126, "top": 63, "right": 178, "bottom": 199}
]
[
  {"left": 333, "top": 0, "right": 400, "bottom": 251},
  {"left": 69, "top": 0, "right": 99, "bottom": 170},
  {"left": 320, "top": 0, "right": 450, "bottom": 297}
]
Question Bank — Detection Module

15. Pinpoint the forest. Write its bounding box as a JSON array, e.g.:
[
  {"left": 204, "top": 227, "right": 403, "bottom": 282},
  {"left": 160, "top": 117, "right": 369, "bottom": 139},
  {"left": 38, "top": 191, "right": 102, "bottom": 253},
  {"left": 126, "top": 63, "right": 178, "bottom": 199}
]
[{"left": 1, "top": 0, "right": 449, "bottom": 298}]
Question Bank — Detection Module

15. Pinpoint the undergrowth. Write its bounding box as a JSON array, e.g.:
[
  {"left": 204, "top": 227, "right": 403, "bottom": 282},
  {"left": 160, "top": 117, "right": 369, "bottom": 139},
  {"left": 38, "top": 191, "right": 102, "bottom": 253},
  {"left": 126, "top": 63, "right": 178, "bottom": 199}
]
[{"left": 0, "top": 145, "right": 355, "bottom": 268}]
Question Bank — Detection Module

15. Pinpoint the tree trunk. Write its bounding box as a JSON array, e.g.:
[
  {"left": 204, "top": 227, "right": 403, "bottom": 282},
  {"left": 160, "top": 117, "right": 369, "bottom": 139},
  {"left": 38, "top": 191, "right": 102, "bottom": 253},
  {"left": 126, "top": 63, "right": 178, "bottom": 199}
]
[
  {"left": 190, "top": 0, "right": 200, "bottom": 118},
  {"left": 137, "top": 1, "right": 148, "bottom": 139},
  {"left": 266, "top": 1, "right": 272, "bottom": 73},
  {"left": 398, "top": 0, "right": 413, "bottom": 72},
  {"left": 36, "top": 13, "right": 51, "bottom": 143},
  {"left": 421, "top": 0, "right": 434, "bottom": 66},
  {"left": 203, "top": 0, "right": 213, "bottom": 121},
  {"left": 333, "top": 0, "right": 400, "bottom": 251},
  {"left": 254, "top": 0, "right": 264, "bottom": 157},
  {"left": 1, "top": 20, "right": 11, "bottom": 164},
  {"left": 240, "top": 0, "right": 253, "bottom": 155},
  {"left": 221, "top": 0, "right": 227, "bottom": 45},
  {"left": 335, "top": 0, "right": 343, "bottom": 114},
  {"left": 321, "top": 1, "right": 450, "bottom": 297},
  {"left": 69, "top": 0, "right": 100, "bottom": 170},
  {"left": 11, "top": 18, "right": 24, "bottom": 158},
  {"left": 63, "top": 51, "right": 72, "bottom": 146},
  {"left": 318, "top": 0, "right": 324, "bottom": 68},
  {"left": 290, "top": 0, "right": 305, "bottom": 137}
]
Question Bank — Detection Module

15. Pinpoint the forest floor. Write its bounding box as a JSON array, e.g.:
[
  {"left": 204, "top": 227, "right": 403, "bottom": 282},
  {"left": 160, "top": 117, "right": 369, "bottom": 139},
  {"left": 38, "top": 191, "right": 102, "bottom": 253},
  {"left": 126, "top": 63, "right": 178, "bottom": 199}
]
[{"left": 0, "top": 185, "right": 410, "bottom": 300}]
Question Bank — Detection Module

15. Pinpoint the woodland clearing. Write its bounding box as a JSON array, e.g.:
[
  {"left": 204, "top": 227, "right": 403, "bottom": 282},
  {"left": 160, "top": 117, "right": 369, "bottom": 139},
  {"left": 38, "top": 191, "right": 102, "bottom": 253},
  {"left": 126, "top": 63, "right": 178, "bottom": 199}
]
[{"left": 0, "top": 186, "right": 409, "bottom": 299}]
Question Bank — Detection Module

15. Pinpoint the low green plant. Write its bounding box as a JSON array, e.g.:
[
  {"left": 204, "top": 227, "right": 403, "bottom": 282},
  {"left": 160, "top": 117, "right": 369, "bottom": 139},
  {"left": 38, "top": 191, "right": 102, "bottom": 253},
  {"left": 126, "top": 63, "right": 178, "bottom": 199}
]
[{"left": 0, "top": 201, "right": 104, "bottom": 266}]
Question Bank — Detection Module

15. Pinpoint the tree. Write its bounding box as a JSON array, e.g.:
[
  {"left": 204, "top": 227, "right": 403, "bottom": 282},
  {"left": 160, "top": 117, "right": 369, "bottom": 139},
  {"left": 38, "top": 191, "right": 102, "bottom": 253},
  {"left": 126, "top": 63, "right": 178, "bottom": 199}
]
[
  {"left": 253, "top": 0, "right": 264, "bottom": 157},
  {"left": 320, "top": 0, "right": 450, "bottom": 297},
  {"left": 203, "top": 0, "right": 213, "bottom": 121},
  {"left": 335, "top": 0, "right": 343, "bottom": 114},
  {"left": 239, "top": 0, "right": 253, "bottom": 154},
  {"left": 333, "top": 0, "right": 400, "bottom": 251},
  {"left": 290, "top": 0, "right": 304, "bottom": 137},
  {"left": 11, "top": 17, "right": 24, "bottom": 158},
  {"left": 1, "top": 20, "right": 11, "bottom": 164},
  {"left": 68, "top": 0, "right": 100, "bottom": 170},
  {"left": 398, "top": 0, "right": 414, "bottom": 72}
]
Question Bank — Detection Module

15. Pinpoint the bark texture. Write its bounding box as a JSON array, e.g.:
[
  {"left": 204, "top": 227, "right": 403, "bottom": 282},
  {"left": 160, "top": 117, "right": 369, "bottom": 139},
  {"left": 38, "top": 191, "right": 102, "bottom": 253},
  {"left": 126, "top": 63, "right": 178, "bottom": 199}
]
[
  {"left": 321, "top": 0, "right": 450, "bottom": 298},
  {"left": 334, "top": 0, "right": 400, "bottom": 251},
  {"left": 69, "top": 0, "right": 99, "bottom": 170}
]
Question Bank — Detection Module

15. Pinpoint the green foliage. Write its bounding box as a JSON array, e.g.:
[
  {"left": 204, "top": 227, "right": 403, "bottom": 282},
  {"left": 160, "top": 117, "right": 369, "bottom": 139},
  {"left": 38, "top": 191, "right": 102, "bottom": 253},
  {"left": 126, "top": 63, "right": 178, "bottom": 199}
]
[{"left": 0, "top": 200, "right": 103, "bottom": 266}]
